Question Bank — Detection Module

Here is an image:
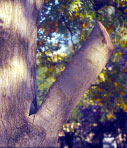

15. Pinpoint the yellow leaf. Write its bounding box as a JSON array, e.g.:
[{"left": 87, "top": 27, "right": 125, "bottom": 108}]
[
  {"left": 114, "top": 39, "right": 117, "bottom": 43},
  {"left": 41, "top": 26, "right": 45, "bottom": 32},
  {"left": 86, "top": 23, "right": 90, "bottom": 27},
  {"left": 94, "top": 98, "right": 101, "bottom": 102},
  {"left": 59, "top": 66, "right": 65, "bottom": 71},
  {"left": 108, "top": 25, "right": 114, "bottom": 34},
  {"left": 68, "top": 17, "right": 73, "bottom": 21},
  {"left": 99, "top": 72, "right": 105, "bottom": 81},
  {"left": 117, "top": 103, "right": 121, "bottom": 107},
  {"left": 57, "top": 56, "right": 62, "bottom": 62},
  {"left": 123, "top": 104, "right": 127, "bottom": 112},
  {"left": 124, "top": 8, "right": 127, "bottom": 13},
  {"left": 86, "top": 13, "right": 89, "bottom": 17},
  {"left": 97, "top": 88, "right": 102, "bottom": 92},
  {"left": 104, "top": 94, "right": 107, "bottom": 97},
  {"left": 93, "top": 123, "right": 97, "bottom": 127},
  {"left": 120, "top": 91, "right": 124, "bottom": 96},
  {"left": 107, "top": 113, "right": 113, "bottom": 120},
  {"left": 75, "top": 12, "right": 79, "bottom": 17},
  {"left": 100, "top": 72, "right": 104, "bottom": 77},
  {"left": 80, "top": 32, "right": 84, "bottom": 40},
  {"left": 45, "top": 0, "right": 49, "bottom": 3},
  {"left": 114, "top": 82, "right": 118, "bottom": 87},
  {"left": 82, "top": 23, "right": 85, "bottom": 29}
]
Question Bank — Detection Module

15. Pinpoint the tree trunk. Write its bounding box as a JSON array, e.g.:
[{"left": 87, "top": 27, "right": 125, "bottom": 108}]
[
  {"left": 0, "top": 0, "right": 44, "bottom": 146},
  {"left": 0, "top": 1, "right": 114, "bottom": 147}
]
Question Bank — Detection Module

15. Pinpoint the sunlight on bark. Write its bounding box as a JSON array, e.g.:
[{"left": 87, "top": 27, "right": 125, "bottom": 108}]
[
  {"left": 0, "top": 56, "right": 27, "bottom": 90},
  {"left": 27, "top": 0, "right": 44, "bottom": 9},
  {"left": 0, "top": 1, "right": 28, "bottom": 37},
  {"left": 11, "top": 56, "right": 27, "bottom": 81}
]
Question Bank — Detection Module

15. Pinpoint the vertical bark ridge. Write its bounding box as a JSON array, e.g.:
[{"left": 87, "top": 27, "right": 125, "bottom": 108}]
[{"left": 0, "top": 0, "right": 43, "bottom": 146}]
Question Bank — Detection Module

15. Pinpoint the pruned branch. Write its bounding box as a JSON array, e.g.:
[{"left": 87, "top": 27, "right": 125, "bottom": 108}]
[{"left": 30, "top": 22, "right": 114, "bottom": 139}]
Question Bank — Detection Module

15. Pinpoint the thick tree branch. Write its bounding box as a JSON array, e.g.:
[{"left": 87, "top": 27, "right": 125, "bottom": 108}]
[{"left": 31, "top": 21, "right": 114, "bottom": 138}]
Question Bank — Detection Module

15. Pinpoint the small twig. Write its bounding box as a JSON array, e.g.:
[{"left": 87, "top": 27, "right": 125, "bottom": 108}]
[{"left": 61, "top": 15, "right": 76, "bottom": 52}]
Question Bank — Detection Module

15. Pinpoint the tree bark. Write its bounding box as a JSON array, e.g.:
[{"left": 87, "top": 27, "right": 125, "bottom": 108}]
[
  {"left": 0, "top": 1, "right": 114, "bottom": 147},
  {"left": 0, "top": 0, "right": 44, "bottom": 146}
]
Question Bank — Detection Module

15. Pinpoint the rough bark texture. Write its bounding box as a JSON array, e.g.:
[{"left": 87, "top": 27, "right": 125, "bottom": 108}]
[
  {"left": 0, "top": 1, "right": 114, "bottom": 147},
  {"left": 0, "top": 0, "right": 44, "bottom": 147}
]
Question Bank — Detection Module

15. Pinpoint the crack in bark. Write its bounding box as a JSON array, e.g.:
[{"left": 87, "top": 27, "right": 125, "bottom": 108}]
[{"left": 45, "top": 104, "right": 52, "bottom": 113}]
